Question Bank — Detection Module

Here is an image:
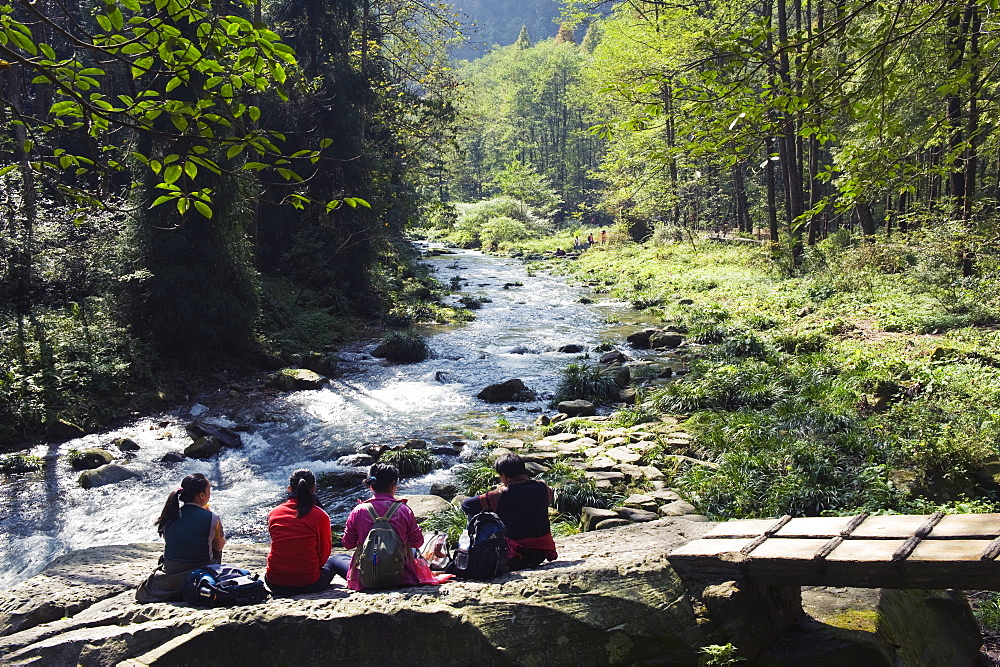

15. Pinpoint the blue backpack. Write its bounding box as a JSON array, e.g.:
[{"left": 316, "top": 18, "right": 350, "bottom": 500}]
[
  {"left": 183, "top": 565, "right": 268, "bottom": 606},
  {"left": 446, "top": 511, "right": 507, "bottom": 580}
]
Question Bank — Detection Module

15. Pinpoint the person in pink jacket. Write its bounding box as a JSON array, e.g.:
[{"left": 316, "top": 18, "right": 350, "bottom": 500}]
[{"left": 338, "top": 463, "right": 428, "bottom": 591}]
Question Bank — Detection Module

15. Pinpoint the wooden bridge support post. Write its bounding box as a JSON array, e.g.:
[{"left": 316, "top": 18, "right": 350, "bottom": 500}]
[{"left": 692, "top": 579, "right": 805, "bottom": 659}]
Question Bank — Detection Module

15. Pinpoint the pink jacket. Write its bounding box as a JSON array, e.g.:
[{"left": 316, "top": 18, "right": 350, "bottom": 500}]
[{"left": 341, "top": 493, "right": 425, "bottom": 591}]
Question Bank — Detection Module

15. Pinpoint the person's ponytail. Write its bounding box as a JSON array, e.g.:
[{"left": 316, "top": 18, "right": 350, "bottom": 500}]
[
  {"left": 295, "top": 477, "right": 314, "bottom": 518},
  {"left": 287, "top": 469, "right": 321, "bottom": 518}
]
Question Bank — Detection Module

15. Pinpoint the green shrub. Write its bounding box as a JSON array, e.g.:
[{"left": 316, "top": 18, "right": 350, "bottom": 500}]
[
  {"left": 649, "top": 359, "right": 790, "bottom": 412},
  {"left": 372, "top": 331, "right": 430, "bottom": 363},
  {"left": 536, "top": 417, "right": 596, "bottom": 437},
  {"left": 495, "top": 416, "right": 515, "bottom": 432},
  {"left": 745, "top": 314, "right": 781, "bottom": 330},
  {"left": 974, "top": 592, "right": 1000, "bottom": 632},
  {"left": 551, "top": 517, "right": 581, "bottom": 537},
  {"left": 0, "top": 454, "right": 43, "bottom": 474},
  {"left": 379, "top": 448, "right": 434, "bottom": 476},
  {"left": 687, "top": 321, "right": 728, "bottom": 344},
  {"left": 443, "top": 229, "right": 479, "bottom": 249},
  {"left": 707, "top": 330, "right": 772, "bottom": 361},
  {"left": 537, "top": 463, "right": 615, "bottom": 515},
  {"left": 538, "top": 461, "right": 584, "bottom": 486},
  {"left": 553, "top": 363, "right": 621, "bottom": 404},
  {"left": 606, "top": 403, "right": 656, "bottom": 428},
  {"left": 771, "top": 330, "right": 829, "bottom": 355},
  {"left": 698, "top": 643, "right": 745, "bottom": 665},
  {"left": 481, "top": 216, "right": 530, "bottom": 247}
]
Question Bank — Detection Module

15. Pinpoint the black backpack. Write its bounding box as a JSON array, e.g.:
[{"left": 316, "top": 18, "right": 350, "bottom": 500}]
[
  {"left": 446, "top": 511, "right": 507, "bottom": 580},
  {"left": 183, "top": 565, "right": 269, "bottom": 607}
]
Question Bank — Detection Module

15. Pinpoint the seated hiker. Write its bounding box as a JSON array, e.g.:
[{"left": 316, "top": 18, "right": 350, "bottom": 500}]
[
  {"left": 156, "top": 473, "right": 225, "bottom": 574},
  {"left": 138, "top": 473, "right": 226, "bottom": 602},
  {"left": 337, "top": 463, "right": 450, "bottom": 590},
  {"left": 265, "top": 469, "right": 341, "bottom": 596},
  {"left": 461, "top": 453, "right": 557, "bottom": 570}
]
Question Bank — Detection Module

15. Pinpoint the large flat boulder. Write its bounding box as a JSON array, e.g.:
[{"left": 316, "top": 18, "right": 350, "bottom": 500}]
[
  {"left": 0, "top": 521, "right": 982, "bottom": 665},
  {"left": 0, "top": 521, "right": 716, "bottom": 665}
]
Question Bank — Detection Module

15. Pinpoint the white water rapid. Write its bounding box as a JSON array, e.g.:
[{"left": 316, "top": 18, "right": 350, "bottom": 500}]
[{"left": 0, "top": 249, "right": 649, "bottom": 590}]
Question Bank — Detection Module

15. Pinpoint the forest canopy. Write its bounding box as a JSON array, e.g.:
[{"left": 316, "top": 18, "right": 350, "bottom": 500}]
[{"left": 4, "top": 0, "right": 1000, "bottom": 462}]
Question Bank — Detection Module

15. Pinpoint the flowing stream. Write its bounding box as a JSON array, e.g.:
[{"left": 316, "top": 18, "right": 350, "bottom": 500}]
[{"left": 0, "top": 248, "right": 653, "bottom": 590}]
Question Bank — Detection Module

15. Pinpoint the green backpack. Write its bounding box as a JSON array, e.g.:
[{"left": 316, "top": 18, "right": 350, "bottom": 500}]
[{"left": 353, "top": 500, "right": 410, "bottom": 589}]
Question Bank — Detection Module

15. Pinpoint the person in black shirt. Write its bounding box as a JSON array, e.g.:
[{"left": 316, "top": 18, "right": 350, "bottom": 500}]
[{"left": 461, "top": 453, "right": 557, "bottom": 570}]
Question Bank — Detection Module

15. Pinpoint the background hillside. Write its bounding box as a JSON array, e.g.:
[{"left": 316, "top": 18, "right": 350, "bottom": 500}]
[{"left": 450, "top": 0, "right": 564, "bottom": 58}]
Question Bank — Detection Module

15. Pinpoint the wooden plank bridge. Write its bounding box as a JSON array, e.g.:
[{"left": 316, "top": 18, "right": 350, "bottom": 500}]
[{"left": 667, "top": 512, "right": 1000, "bottom": 590}]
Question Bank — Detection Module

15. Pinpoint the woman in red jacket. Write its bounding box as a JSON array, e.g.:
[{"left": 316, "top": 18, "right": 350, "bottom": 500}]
[{"left": 265, "top": 469, "right": 347, "bottom": 596}]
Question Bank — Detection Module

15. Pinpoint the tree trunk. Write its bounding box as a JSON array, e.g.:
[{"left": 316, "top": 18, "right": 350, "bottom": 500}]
[
  {"left": 962, "top": 5, "right": 981, "bottom": 221},
  {"left": 776, "top": 0, "right": 805, "bottom": 263},
  {"left": 857, "top": 202, "right": 877, "bottom": 239},
  {"left": 766, "top": 141, "right": 779, "bottom": 245},
  {"left": 7, "top": 65, "right": 37, "bottom": 318},
  {"left": 944, "top": 3, "right": 972, "bottom": 214},
  {"left": 733, "top": 161, "right": 752, "bottom": 233}
]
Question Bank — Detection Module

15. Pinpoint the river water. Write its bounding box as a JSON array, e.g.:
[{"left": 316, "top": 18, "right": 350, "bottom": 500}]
[{"left": 0, "top": 249, "right": 649, "bottom": 590}]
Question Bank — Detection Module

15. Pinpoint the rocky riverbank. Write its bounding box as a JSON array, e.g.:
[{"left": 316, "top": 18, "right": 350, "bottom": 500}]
[{"left": 0, "top": 518, "right": 983, "bottom": 666}]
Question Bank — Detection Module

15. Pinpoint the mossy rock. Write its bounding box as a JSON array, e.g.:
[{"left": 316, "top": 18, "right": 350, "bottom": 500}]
[
  {"left": 267, "top": 368, "right": 329, "bottom": 391},
  {"left": 114, "top": 438, "right": 141, "bottom": 452},
  {"left": 184, "top": 436, "right": 222, "bottom": 459},
  {"left": 371, "top": 332, "right": 430, "bottom": 363},
  {"left": 47, "top": 419, "right": 85, "bottom": 443},
  {"left": 78, "top": 464, "right": 140, "bottom": 489},
  {"left": 67, "top": 448, "right": 114, "bottom": 471}
]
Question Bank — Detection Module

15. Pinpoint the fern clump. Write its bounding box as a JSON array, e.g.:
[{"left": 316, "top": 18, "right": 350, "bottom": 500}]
[
  {"left": 553, "top": 363, "right": 621, "bottom": 404},
  {"left": 372, "top": 331, "right": 430, "bottom": 363},
  {"left": 540, "top": 462, "right": 616, "bottom": 515},
  {"left": 454, "top": 458, "right": 499, "bottom": 495},
  {"left": 379, "top": 448, "right": 434, "bottom": 476}
]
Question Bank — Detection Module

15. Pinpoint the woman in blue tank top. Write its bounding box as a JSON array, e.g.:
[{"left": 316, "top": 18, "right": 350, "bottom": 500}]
[{"left": 154, "top": 473, "right": 226, "bottom": 574}]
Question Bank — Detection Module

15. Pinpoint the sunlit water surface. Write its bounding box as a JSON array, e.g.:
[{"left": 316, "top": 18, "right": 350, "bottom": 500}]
[{"left": 0, "top": 249, "right": 655, "bottom": 590}]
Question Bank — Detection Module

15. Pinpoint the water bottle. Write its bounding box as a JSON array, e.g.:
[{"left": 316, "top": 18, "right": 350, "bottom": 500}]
[{"left": 455, "top": 532, "right": 470, "bottom": 569}]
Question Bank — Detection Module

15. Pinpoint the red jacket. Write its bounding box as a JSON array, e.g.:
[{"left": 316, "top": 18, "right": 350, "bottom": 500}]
[{"left": 266, "top": 500, "right": 332, "bottom": 588}]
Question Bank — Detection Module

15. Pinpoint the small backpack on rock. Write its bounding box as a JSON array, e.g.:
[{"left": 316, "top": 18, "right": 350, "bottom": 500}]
[
  {"left": 446, "top": 511, "right": 507, "bottom": 580},
  {"left": 354, "top": 500, "right": 410, "bottom": 589},
  {"left": 182, "top": 565, "right": 269, "bottom": 607}
]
